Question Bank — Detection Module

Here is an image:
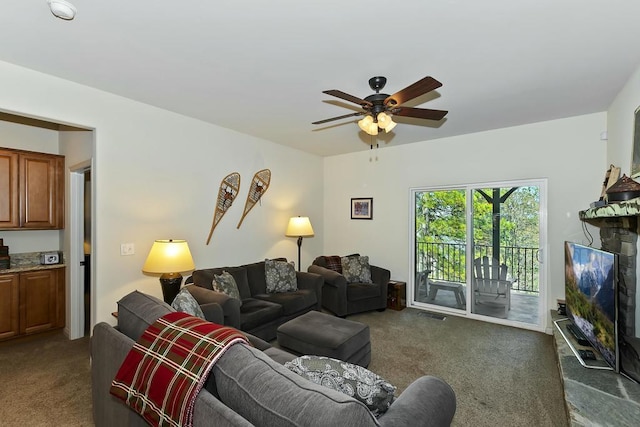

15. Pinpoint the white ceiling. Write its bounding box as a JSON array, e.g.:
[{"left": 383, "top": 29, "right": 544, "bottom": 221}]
[{"left": 1, "top": 1, "right": 640, "bottom": 156}]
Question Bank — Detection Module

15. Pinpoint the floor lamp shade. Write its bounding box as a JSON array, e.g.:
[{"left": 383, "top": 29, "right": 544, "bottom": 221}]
[
  {"left": 285, "top": 216, "right": 314, "bottom": 238},
  {"left": 142, "top": 239, "right": 195, "bottom": 304},
  {"left": 286, "top": 216, "right": 314, "bottom": 271}
]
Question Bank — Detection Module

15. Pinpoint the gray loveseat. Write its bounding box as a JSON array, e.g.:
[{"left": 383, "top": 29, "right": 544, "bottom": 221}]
[
  {"left": 187, "top": 259, "right": 323, "bottom": 341},
  {"left": 91, "top": 291, "right": 457, "bottom": 426}
]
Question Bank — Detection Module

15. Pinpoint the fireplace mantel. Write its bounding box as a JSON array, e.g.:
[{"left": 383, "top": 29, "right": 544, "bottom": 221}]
[{"left": 580, "top": 197, "right": 640, "bottom": 220}]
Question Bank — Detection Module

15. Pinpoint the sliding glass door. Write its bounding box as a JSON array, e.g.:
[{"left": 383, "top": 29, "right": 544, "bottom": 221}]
[
  {"left": 412, "top": 180, "right": 545, "bottom": 328},
  {"left": 414, "top": 189, "right": 467, "bottom": 310}
]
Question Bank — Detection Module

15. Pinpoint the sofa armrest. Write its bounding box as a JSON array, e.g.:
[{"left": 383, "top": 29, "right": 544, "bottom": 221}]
[
  {"left": 92, "top": 323, "right": 149, "bottom": 427},
  {"left": 185, "top": 285, "right": 241, "bottom": 329},
  {"left": 371, "top": 265, "right": 391, "bottom": 287},
  {"left": 308, "top": 265, "right": 348, "bottom": 289},
  {"left": 378, "top": 376, "right": 456, "bottom": 427},
  {"left": 295, "top": 271, "right": 324, "bottom": 310},
  {"left": 200, "top": 303, "right": 224, "bottom": 324},
  {"left": 370, "top": 265, "right": 391, "bottom": 310}
]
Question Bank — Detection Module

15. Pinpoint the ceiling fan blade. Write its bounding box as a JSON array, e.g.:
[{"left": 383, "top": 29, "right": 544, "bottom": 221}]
[
  {"left": 384, "top": 76, "right": 443, "bottom": 107},
  {"left": 392, "top": 107, "right": 448, "bottom": 121},
  {"left": 323, "top": 90, "right": 373, "bottom": 107},
  {"left": 312, "top": 111, "right": 364, "bottom": 125}
]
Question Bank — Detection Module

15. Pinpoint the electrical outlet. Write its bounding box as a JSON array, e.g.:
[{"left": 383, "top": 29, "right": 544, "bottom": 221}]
[{"left": 120, "top": 243, "right": 135, "bottom": 256}]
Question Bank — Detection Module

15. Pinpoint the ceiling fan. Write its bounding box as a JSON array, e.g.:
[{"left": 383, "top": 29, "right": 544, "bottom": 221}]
[{"left": 312, "top": 76, "right": 448, "bottom": 136}]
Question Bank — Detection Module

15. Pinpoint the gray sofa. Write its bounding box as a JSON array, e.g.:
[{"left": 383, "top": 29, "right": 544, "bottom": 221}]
[
  {"left": 308, "top": 255, "right": 390, "bottom": 317},
  {"left": 187, "top": 259, "right": 323, "bottom": 341},
  {"left": 91, "top": 291, "right": 457, "bottom": 426}
]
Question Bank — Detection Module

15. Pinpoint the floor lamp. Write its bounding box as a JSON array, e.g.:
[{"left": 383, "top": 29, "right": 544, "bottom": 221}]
[
  {"left": 142, "top": 239, "right": 195, "bottom": 304},
  {"left": 285, "top": 216, "right": 314, "bottom": 271}
]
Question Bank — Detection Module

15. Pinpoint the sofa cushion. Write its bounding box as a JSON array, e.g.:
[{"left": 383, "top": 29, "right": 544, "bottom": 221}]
[
  {"left": 191, "top": 269, "right": 218, "bottom": 290},
  {"left": 240, "top": 298, "right": 283, "bottom": 331},
  {"left": 341, "top": 256, "right": 372, "bottom": 283},
  {"left": 265, "top": 259, "right": 297, "bottom": 293},
  {"left": 171, "top": 286, "right": 206, "bottom": 318},
  {"left": 347, "top": 282, "right": 381, "bottom": 302},
  {"left": 213, "top": 343, "right": 378, "bottom": 427},
  {"left": 222, "top": 267, "right": 252, "bottom": 300},
  {"left": 284, "top": 355, "right": 396, "bottom": 417},
  {"left": 192, "top": 267, "right": 252, "bottom": 300},
  {"left": 212, "top": 271, "right": 243, "bottom": 306},
  {"left": 117, "top": 291, "right": 174, "bottom": 341},
  {"left": 254, "top": 289, "right": 317, "bottom": 316}
]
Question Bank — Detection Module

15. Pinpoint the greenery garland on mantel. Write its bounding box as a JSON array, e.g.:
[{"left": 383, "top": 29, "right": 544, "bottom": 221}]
[{"left": 579, "top": 197, "right": 640, "bottom": 220}]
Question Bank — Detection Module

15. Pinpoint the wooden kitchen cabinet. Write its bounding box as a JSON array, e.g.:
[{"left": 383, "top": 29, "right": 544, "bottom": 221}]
[
  {"left": 0, "top": 267, "right": 65, "bottom": 341},
  {"left": 0, "top": 273, "right": 19, "bottom": 340},
  {"left": 0, "top": 148, "right": 64, "bottom": 230},
  {"left": 0, "top": 150, "right": 19, "bottom": 228}
]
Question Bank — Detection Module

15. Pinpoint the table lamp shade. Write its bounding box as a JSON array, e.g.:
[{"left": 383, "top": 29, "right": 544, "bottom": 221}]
[
  {"left": 142, "top": 239, "right": 195, "bottom": 274},
  {"left": 285, "top": 216, "right": 314, "bottom": 237}
]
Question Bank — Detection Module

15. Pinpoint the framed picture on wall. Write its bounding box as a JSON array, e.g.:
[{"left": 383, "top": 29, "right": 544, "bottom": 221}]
[
  {"left": 351, "top": 197, "right": 373, "bottom": 220},
  {"left": 631, "top": 105, "right": 640, "bottom": 178}
]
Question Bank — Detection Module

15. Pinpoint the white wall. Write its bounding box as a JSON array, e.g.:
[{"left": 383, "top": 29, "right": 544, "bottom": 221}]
[
  {"left": 323, "top": 112, "right": 607, "bottom": 327},
  {"left": 0, "top": 119, "right": 59, "bottom": 153},
  {"left": 0, "top": 60, "right": 324, "bottom": 327},
  {"left": 608, "top": 65, "right": 640, "bottom": 176}
]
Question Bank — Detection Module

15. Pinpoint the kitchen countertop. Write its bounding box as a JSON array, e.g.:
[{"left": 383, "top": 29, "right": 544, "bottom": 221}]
[
  {"left": 0, "top": 251, "right": 65, "bottom": 273},
  {"left": 0, "top": 263, "right": 65, "bottom": 273}
]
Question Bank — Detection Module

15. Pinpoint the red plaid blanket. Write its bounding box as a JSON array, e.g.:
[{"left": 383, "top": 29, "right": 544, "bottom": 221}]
[{"left": 110, "top": 312, "right": 248, "bottom": 427}]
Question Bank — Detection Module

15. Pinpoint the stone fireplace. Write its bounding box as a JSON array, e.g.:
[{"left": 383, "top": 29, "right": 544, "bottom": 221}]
[
  {"left": 581, "top": 200, "right": 640, "bottom": 383},
  {"left": 598, "top": 216, "right": 637, "bottom": 336}
]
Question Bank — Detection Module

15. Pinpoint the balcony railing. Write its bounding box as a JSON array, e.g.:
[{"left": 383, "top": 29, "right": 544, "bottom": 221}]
[{"left": 416, "top": 242, "right": 540, "bottom": 293}]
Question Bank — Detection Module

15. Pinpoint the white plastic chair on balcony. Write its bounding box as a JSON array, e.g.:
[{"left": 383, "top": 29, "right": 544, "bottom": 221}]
[
  {"left": 416, "top": 270, "right": 431, "bottom": 298},
  {"left": 472, "top": 256, "right": 512, "bottom": 311}
]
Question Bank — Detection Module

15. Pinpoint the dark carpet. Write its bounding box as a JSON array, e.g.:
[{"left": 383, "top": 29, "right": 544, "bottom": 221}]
[
  {"left": 0, "top": 308, "right": 568, "bottom": 426},
  {"left": 350, "top": 308, "right": 568, "bottom": 427},
  {"left": 0, "top": 330, "right": 92, "bottom": 426}
]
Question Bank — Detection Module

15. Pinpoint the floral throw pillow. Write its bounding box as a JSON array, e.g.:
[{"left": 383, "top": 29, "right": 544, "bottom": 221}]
[
  {"left": 265, "top": 259, "right": 297, "bottom": 293},
  {"left": 341, "top": 255, "right": 372, "bottom": 283},
  {"left": 284, "top": 355, "right": 396, "bottom": 417},
  {"left": 171, "top": 287, "right": 205, "bottom": 319},
  {"left": 212, "top": 271, "right": 243, "bottom": 306}
]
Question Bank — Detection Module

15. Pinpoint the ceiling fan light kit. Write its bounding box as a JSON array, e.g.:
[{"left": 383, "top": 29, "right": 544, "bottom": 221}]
[
  {"left": 358, "top": 115, "right": 378, "bottom": 135},
  {"left": 376, "top": 112, "right": 396, "bottom": 133},
  {"left": 313, "top": 75, "right": 448, "bottom": 139},
  {"left": 47, "top": 0, "right": 77, "bottom": 20}
]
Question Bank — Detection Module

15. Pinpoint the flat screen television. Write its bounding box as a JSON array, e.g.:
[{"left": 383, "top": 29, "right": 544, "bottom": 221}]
[{"left": 564, "top": 241, "right": 618, "bottom": 371}]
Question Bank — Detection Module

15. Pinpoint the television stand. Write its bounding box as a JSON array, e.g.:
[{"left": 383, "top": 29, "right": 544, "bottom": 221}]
[
  {"left": 566, "top": 322, "right": 591, "bottom": 346},
  {"left": 554, "top": 318, "right": 613, "bottom": 371}
]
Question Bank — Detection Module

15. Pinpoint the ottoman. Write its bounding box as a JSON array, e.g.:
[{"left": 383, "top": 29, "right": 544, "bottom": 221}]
[{"left": 276, "top": 311, "right": 371, "bottom": 367}]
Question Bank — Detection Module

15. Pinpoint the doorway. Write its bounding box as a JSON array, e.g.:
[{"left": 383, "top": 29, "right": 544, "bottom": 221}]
[
  {"left": 411, "top": 179, "right": 547, "bottom": 330},
  {"left": 69, "top": 163, "right": 92, "bottom": 339}
]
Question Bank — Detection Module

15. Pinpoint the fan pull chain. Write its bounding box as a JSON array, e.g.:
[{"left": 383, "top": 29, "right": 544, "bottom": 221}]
[{"left": 369, "top": 137, "right": 379, "bottom": 162}]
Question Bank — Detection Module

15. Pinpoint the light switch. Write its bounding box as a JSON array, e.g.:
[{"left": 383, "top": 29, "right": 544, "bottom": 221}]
[{"left": 120, "top": 243, "right": 135, "bottom": 256}]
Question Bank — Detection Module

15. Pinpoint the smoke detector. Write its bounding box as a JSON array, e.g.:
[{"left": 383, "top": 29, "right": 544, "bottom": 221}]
[{"left": 47, "top": 0, "right": 77, "bottom": 20}]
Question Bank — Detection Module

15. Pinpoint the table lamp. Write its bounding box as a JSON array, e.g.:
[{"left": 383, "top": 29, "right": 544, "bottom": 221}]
[
  {"left": 142, "top": 239, "right": 195, "bottom": 304},
  {"left": 285, "top": 216, "right": 314, "bottom": 271}
]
